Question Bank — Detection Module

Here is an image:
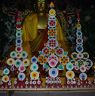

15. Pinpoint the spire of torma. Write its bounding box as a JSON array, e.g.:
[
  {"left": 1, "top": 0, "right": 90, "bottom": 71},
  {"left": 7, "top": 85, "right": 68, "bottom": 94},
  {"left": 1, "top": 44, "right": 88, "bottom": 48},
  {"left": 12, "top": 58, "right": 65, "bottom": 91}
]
[{"left": 50, "top": 2, "right": 54, "bottom": 8}]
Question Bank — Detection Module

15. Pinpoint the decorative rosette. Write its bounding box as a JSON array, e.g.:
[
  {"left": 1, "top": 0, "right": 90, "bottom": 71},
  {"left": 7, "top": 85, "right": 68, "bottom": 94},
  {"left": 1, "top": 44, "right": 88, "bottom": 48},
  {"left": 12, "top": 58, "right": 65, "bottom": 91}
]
[
  {"left": 49, "top": 68, "right": 58, "bottom": 78},
  {"left": 19, "top": 65, "right": 26, "bottom": 72},
  {"left": 59, "top": 56, "right": 69, "bottom": 65},
  {"left": 23, "top": 59, "right": 30, "bottom": 67},
  {"left": 79, "top": 73, "right": 87, "bottom": 80},
  {"left": 49, "top": 9, "right": 56, "bottom": 16},
  {"left": 66, "top": 71, "right": 75, "bottom": 80},
  {"left": 16, "top": 38, "right": 22, "bottom": 45},
  {"left": 15, "top": 59, "right": 22, "bottom": 67},
  {"left": 31, "top": 56, "right": 38, "bottom": 63},
  {"left": 76, "top": 38, "right": 83, "bottom": 44},
  {"left": 48, "top": 20, "right": 56, "bottom": 27},
  {"left": 48, "top": 39, "right": 58, "bottom": 49},
  {"left": 83, "top": 52, "right": 89, "bottom": 59},
  {"left": 80, "top": 65, "right": 86, "bottom": 73},
  {"left": 18, "top": 72, "right": 26, "bottom": 81},
  {"left": 86, "top": 59, "right": 93, "bottom": 70},
  {"left": 48, "top": 54, "right": 58, "bottom": 62},
  {"left": 38, "top": 55, "right": 47, "bottom": 65},
  {"left": 49, "top": 59, "right": 58, "bottom": 67},
  {"left": 21, "top": 51, "right": 28, "bottom": 59},
  {"left": 2, "top": 75, "right": 9, "bottom": 83},
  {"left": 30, "top": 63, "right": 38, "bottom": 71},
  {"left": 42, "top": 47, "right": 50, "bottom": 56},
  {"left": 7, "top": 58, "right": 15, "bottom": 66},
  {"left": 77, "top": 59, "right": 85, "bottom": 67},
  {"left": 10, "top": 51, "right": 17, "bottom": 58},
  {"left": 77, "top": 53, "right": 83, "bottom": 59},
  {"left": 48, "top": 29, "right": 56, "bottom": 37},
  {"left": 3, "top": 68, "right": 10, "bottom": 75},
  {"left": 48, "top": 16, "right": 56, "bottom": 21},
  {"left": 76, "top": 30, "right": 82, "bottom": 37},
  {"left": 76, "top": 44, "right": 83, "bottom": 53},
  {"left": 30, "top": 71, "right": 39, "bottom": 80},
  {"left": 16, "top": 30, "right": 22, "bottom": 37},
  {"left": 71, "top": 52, "right": 78, "bottom": 59},
  {"left": 66, "top": 62, "right": 74, "bottom": 71},
  {"left": 50, "top": 49, "right": 55, "bottom": 54},
  {"left": 55, "top": 48, "right": 64, "bottom": 57},
  {"left": 15, "top": 46, "right": 23, "bottom": 53}
]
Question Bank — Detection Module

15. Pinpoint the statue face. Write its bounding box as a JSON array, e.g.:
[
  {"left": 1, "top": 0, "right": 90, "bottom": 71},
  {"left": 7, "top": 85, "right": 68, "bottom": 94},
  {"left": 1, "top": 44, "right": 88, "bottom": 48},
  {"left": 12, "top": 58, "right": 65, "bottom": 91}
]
[{"left": 38, "top": 0, "right": 45, "bottom": 12}]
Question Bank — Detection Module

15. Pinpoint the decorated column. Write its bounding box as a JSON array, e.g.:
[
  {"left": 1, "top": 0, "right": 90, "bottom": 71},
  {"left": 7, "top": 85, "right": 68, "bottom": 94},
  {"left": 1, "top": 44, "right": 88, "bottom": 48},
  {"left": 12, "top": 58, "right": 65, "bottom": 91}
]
[{"left": 70, "top": 13, "right": 93, "bottom": 88}]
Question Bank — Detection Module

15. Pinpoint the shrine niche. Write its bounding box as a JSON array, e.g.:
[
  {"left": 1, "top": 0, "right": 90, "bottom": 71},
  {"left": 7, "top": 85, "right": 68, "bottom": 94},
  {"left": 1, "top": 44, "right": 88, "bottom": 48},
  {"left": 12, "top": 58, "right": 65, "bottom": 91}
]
[{"left": 0, "top": 1, "right": 95, "bottom": 91}]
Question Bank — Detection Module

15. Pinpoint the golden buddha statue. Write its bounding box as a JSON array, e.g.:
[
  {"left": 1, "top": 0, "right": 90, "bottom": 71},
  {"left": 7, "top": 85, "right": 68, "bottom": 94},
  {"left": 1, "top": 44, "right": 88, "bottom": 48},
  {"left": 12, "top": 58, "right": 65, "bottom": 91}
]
[{"left": 22, "top": 0, "right": 70, "bottom": 58}]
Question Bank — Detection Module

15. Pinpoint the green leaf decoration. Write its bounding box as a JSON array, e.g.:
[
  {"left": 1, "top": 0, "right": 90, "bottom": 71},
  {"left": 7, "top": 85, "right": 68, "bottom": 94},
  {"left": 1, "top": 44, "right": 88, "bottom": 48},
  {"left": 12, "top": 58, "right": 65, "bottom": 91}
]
[{"left": 57, "top": 64, "right": 64, "bottom": 70}]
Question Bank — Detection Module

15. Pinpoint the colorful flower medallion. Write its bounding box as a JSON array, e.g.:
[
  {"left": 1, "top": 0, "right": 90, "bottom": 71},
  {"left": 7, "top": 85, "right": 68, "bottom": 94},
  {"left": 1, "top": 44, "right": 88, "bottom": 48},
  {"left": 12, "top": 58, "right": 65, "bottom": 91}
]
[
  {"left": 49, "top": 68, "right": 58, "bottom": 78},
  {"left": 21, "top": 51, "right": 28, "bottom": 59},
  {"left": 48, "top": 39, "right": 58, "bottom": 49},
  {"left": 18, "top": 73, "right": 26, "bottom": 81},
  {"left": 3, "top": 68, "right": 10, "bottom": 75},
  {"left": 15, "top": 59, "right": 22, "bottom": 67},
  {"left": 30, "top": 63, "right": 38, "bottom": 71},
  {"left": 66, "top": 71, "right": 75, "bottom": 80},
  {"left": 38, "top": 55, "right": 47, "bottom": 65},
  {"left": 55, "top": 48, "right": 64, "bottom": 57},
  {"left": 19, "top": 65, "right": 26, "bottom": 72},
  {"left": 30, "top": 71, "right": 39, "bottom": 80},
  {"left": 2, "top": 75, "right": 9, "bottom": 83},
  {"left": 66, "top": 62, "right": 74, "bottom": 71},
  {"left": 31, "top": 56, "right": 38, "bottom": 63},
  {"left": 49, "top": 59, "right": 58, "bottom": 67},
  {"left": 49, "top": 9, "right": 56, "bottom": 16},
  {"left": 10, "top": 51, "right": 17, "bottom": 58},
  {"left": 7, "top": 58, "right": 15, "bottom": 66},
  {"left": 23, "top": 59, "right": 30, "bottom": 67},
  {"left": 79, "top": 73, "right": 87, "bottom": 81}
]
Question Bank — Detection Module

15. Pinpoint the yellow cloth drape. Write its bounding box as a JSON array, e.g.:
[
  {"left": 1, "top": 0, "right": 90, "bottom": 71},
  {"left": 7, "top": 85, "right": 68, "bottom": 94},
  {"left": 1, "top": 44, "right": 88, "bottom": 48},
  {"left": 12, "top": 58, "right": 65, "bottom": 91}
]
[
  {"left": 56, "top": 19, "right": 69, "bottom": 51},
  {"left": 22, "top": 14, "right": 38, "bottom": 41}
]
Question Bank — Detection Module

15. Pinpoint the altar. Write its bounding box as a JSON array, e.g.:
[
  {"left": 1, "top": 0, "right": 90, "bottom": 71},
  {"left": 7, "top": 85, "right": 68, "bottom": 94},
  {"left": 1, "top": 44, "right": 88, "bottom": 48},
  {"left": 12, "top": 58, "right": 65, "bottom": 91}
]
[{"left": 0, "top": 0, "right": 95, "bottom": 95}]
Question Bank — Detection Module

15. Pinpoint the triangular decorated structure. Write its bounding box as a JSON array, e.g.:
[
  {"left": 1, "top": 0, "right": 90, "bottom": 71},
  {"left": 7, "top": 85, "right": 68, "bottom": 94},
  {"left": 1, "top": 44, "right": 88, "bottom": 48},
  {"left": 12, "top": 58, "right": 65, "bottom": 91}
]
[
  {"left": 71, "top": 14, "right": 93, "bottom": 80},
  {"left": 31, "top": 2, "right": 74, "bottom": 88}
]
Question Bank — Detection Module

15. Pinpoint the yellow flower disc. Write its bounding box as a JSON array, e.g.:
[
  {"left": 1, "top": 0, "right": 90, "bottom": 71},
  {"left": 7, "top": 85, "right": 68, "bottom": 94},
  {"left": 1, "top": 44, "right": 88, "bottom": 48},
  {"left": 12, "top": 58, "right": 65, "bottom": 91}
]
[
  {"left": 49, "top": 9, "right": 56, "bottom": 16},
  {"left": 2, "top": 75, "right": 9, "bottom": 83}
]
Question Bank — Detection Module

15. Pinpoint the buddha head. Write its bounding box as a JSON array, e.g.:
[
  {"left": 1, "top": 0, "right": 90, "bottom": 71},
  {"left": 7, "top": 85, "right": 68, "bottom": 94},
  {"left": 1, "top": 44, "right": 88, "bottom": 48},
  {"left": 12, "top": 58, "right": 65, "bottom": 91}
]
[{"left": 37, "top": 0, "right": 46, "bottom": 12}]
